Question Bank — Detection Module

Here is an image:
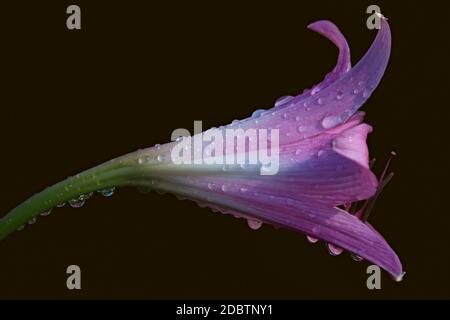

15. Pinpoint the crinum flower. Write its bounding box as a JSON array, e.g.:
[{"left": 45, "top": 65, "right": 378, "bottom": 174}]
[{"left": 0, "top": 17, "right": 403, "bottom": 280}]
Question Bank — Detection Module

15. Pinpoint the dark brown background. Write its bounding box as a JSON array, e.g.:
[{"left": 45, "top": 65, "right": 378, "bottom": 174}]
[{"left": 0, "top": 1, "right": 448, "bottom": 299}]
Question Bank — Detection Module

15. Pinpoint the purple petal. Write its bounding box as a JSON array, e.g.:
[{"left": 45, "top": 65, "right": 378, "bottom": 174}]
[
  {"left": 274, "top": 20, "right": 351, "bottom": 109},
  {"left": 233, "top": 18, "right": 391, "bottom": 145},
  {"left": 132, "top": 175, "right": 401, "bottom": 278}
]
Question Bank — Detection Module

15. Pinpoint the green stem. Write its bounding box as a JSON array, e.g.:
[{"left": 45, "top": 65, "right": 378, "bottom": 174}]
[{"left": 0, "top": 154, "right": 140, "bottom": 241}]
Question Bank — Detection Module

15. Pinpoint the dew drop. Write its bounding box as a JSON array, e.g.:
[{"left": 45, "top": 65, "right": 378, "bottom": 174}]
[
  {"left": 327, "top": 243, "right": 344, "bottom": 256},
  {"left": 247, "top": 219, "right": 263, "bottom": 230},
  {"left": 306, "top": 235, "right": 319, "bottom": 243},
  {"left": 57, "top": 202, "right": 66, "bottom": 208},
  {"left": 297, "top": 125, "right": 306, "bottom": 133},
  {"left": 321, "top": 115, "right": 341, "bottom": 129},
  {"left": 316, "top": 98, "right": 324, "bottom": 105},
  {"left": 394, "top": 271, "right": 406, "bottom": 282},
  {"left": 138, "top": 156, "right": 150, "bottom": 164},
  {"left": 17, "top": 225, "right": 25, "bottom": 231},
  {"left": 28, "top": 217, "right": 37, "bottom": 225},
  {"left": 251, "top": 109, "right": 266, "bottom": 119},
  {"left": 295, "top": 149, "right": 302, "bottom": 156},
  {"left": 358, "top": 81, "right": 364, "bottom": 86},
  {"left": 69, "top": 197, "right": 85, "bottom": 208},
  {"left": 274, "top": 95, "right": 294, "bottom": 107},
  {"left": 311, "top": 86, "right": 320, "bottom": 95},
  {"left": 282, "top": 113, "right": 288, "bottom": 120},
  {"left": 351, "top": 254, "right": 364, "bottom": 262},
  {"left": 155, "top": 144, "right": 161, "bottom": 150},
  {"left": 362, "top": 89, "right": 371, "bottom": 98},
  {"left": 240, "top": 187, "right": 248, "bottom": 192},
  {"left": 40, "top": 208, "right": 52, "bottom": 216},
  {"left": 336, "top": 90, "right": 344, "bottom": 100},
  {"left": 295, "top": 116, "right": 301, "bottom": 121},
  {"left": 353, "top": 88, "right": 359, "bottom": 95},
  {"left": 98, "top": 187, "right": 115, "bottom": 197},
  {"left": 207, "top": 183, "right": 215, "bottom": 190},
  {"left": 221, "top": 184, "right": 228, "bottom": 192},
  {"left": 157, "top": 155, "right": 165, "bottom": 162}
]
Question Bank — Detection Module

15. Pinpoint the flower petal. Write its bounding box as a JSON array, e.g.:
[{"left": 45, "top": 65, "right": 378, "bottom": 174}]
[
  {"left": 273, "top": 20, "right": 351, "bottom": 109},
  {"left": 131, "top": 175, "right": 402, "bottom": 279},
  {"left": 232, "top": 18, "right": 391, "bottom": 146},
  {"left": 145, "top": 114, "right": 376, "bottom": 206}
]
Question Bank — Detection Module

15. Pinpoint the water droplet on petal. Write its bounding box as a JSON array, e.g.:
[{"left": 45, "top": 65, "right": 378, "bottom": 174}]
[
  {"left": 362, "top": 89, "right": 371, "bottom": 98},
  {"left": 274, "top": 95, "right": 293, "bottom": 107},
  {"left": 221, "top": 185, "right": 228, "bottom": 192},
  {"left": 295, "top": 149, "right": 302, "bottom": 156},
  {"left": 297, "top": 125, "right": 306, "bottom": 133},
  {"left": 316, "top": 98, "right": 324, "bottom": 105},
  {"left": 247, "top": 219, "right": 263, "bottom": 230},
  {"left": 282, "top": 113, "right": 288, "bottom": 120},
  {"left": 157, "top": 155, "right": 165, "bottom": 162},
  {"left": 57, "top": 202, "right": 66, "bottom": 208},
  {"left": 394, "top": 271, "right": 406, "bottom": 282},
  {"left": 28, "top": 217, "right": 37, "bottom": 225},
  {"left": 98, "top": 187, "right": 115, "bottom": 197},
  {"left": 295, "top": 116, "right": 301, "bottom": 121},
  {"left": 336, "top": 91, "right": 344, "bottom": 100},
  {"left": 311, "top": 86, "right": 320, "bottom": 95},
  {"left": 353, "top": 88, "right": 359, "bottom": 95},
  {"left": 306, "top": 235, "right": 319, "bottom": 243},
  {"left": 155, "top": 144, "right": 161, "bottom": 150},
  {"left": 207, "top": 183, "right": 215, "bottom": 190},
  {"left": 240, "top": 187, "right": 248, "bottom": 192},
  {"left": 17, "top": 225, "right": 25, "bottom": 231},
  {"left": 327, "top": 243, "right": 344, "bottom": 256},
  {"left": 358, "top": 81, "right": 364, "bottom": 87},
  {"left": 321, "top": 115, "right": 341, "bottom": 129},
  {"left": 251, "top": 109, "right": 266, "bottom": 118}
]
